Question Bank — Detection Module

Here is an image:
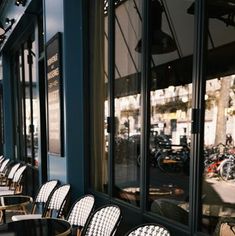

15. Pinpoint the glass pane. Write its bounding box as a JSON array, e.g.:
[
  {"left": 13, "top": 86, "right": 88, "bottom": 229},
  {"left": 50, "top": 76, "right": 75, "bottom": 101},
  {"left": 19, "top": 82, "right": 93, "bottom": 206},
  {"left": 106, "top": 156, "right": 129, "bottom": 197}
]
[
  {"left": 202, "top": 1, "right": 235, "bottom": 233},
  {"left": 24, "top": 46, "right": 32, "bottom": 160},
  {"left": 19, "top": 50, "right": 27, "bottom": 160},
  {"left": 32, "top": 41, "right": 39, "bottom": 166},
  {"left": 113, "top": 0, "right": 142, "bottom": 205},
  {"left": 89, "top": 0, "right": 108, "bottom": 192},
  {"left": 0, "top": 83, "right": 3, "bottom": 154},
  {"left": 149, "top": 0, "right": 194, "bottom": 225}
]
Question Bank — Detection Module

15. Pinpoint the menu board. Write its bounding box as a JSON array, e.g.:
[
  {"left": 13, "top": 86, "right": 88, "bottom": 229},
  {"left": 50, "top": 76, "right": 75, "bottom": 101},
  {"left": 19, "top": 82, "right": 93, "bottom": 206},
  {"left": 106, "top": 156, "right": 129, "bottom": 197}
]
[{"left": 46, "top": 33, "right": 63, "bottom": 156}]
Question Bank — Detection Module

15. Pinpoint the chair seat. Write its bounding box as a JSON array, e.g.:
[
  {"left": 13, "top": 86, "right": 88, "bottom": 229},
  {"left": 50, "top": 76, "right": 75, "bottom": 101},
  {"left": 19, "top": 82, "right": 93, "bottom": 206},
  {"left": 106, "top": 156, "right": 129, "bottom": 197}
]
[
  {"left": 0, "top": 186, "right": 10, "bottom": 191},
  {"left": 12, "top": 214, "right": 42, "bottom": 221},
  {"left": 0, "top": 190, "right": 14, "bottom": 196}
]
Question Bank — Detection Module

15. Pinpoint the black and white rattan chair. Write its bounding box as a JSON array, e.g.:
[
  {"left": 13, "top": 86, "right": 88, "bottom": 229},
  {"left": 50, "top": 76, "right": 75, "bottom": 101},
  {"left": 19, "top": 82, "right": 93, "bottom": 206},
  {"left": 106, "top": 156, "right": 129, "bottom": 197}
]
[
  {"left": 12, "top": 179, "right": 59, "bottom": 221},
  {"left": 124, "top": 223, "right": 171, "bottom": 236},
  {"left": 43, "top": 184, "right": 71, "bottom": 218},
  {"left": 66, "top": 194, "right": 95, "bottom": 236},
  {"left": 0, "top": 159, "right": 10, "bottom": 175},
  {"left": 12, "top": 184, "right": 71, "bottom": 220},
  {"left": 0, "top": 165, "right": 27, "bottom": 195},
  {"left": 81, "top": 204, "right": 122, "bottom": 236},
  {"left": 0, "top": 163, "right": 20, "bottom": 186}
]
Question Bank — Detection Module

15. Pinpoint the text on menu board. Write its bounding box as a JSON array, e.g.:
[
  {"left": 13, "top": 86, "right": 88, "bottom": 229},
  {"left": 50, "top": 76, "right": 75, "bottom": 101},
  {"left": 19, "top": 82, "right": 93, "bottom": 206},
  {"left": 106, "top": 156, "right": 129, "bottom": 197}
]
[{"left": 46, "top": 33, "right": 63, "bottom": 156}]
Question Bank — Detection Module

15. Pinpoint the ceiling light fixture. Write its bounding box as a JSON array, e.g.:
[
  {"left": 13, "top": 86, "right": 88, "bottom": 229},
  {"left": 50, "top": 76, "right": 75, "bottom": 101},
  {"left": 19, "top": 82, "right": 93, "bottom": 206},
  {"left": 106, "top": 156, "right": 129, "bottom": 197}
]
[
  {"left": 0, "top": 18, "right": 15, "bottom": 45},
  {"left": 5, "top": 18, "right": 15, "bottom": 26},
  {"left": 135, "top": 0, "right": 176, "bottom": 54},
  {"left": 4, "top": 18, "right": 15, "bottom": 33},
  {"left": 188, "top": 0, "right": 235, "bottom": 27},
  {"left": 15, "top": 0, "right": 27, "bottom": 6}
]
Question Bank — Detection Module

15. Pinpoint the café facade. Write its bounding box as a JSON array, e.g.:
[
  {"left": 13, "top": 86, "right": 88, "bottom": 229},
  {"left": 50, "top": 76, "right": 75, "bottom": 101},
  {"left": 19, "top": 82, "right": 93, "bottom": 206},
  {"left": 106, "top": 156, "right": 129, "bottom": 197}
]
[{"left": 0, "top": 0, "right": 235, "bottom": 235}]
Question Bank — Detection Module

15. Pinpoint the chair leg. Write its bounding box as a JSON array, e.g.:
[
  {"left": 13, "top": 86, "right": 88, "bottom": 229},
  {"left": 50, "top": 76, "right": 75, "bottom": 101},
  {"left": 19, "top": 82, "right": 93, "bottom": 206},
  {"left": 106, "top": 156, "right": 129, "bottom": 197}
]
[
  {"left": 21, "top": 205, "right": 27, "bottom": 214},
  {"left": 76, "top": 229, "right": 81, "bottom": 236},
  {"left": 0, "top": 210, "right": 3, "bottom": 223}
]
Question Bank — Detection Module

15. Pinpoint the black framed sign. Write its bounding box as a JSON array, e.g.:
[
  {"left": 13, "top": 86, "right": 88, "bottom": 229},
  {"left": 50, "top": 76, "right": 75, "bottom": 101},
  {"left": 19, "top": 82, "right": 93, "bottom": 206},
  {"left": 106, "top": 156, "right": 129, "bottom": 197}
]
[{"left": 46, "top": 33, "right": 64, "bottom": 156}]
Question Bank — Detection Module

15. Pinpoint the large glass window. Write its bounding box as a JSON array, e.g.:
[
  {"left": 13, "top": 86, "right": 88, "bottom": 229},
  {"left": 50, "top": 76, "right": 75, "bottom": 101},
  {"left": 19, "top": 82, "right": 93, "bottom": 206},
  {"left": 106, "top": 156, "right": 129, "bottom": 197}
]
[
  {"left": 148, "top": 0, "right": 193, "bottom": 225},
  {"left": 113, "top": 0, "right": 142, "bottom": 204},
  {"left": 0, "top": 82, "right": 3, "bottom": 155},
  {"left": 201, "top": 1, "right": 235, "bottom": 234},
  {"left": 14, "top": 37, "right": 39, "bottom": 167},
  {"left": 89, "top": 0, "right": 235, "bottom": 234}
]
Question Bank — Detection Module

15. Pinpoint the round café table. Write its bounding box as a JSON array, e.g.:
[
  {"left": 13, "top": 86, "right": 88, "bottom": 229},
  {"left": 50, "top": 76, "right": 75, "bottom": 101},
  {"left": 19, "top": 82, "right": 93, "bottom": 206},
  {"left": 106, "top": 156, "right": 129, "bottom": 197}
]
[
  {"left": 0, "top": 195, "right": 33, "bottom": 223},
  {"left": 0, "top": 218, "right": 71, "bottom": 236}
]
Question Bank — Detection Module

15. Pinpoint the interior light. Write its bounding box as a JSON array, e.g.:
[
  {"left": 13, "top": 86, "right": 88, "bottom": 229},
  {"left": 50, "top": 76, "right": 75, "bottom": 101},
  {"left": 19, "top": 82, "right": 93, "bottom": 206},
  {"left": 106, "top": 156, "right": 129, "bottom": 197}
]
[{"left": 15, "top": 0, "right": 27, "bottom": 6}]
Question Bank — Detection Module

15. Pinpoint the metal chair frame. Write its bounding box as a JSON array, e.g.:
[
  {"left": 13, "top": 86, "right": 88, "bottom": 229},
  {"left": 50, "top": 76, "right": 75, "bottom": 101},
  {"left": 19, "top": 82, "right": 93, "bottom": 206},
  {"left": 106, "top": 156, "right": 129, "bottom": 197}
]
[
  {"left": 124, "top": 223, "right": 171, "bottom": 236},
  {"left": 81, "top": 204, "right": 122, "bottom": 236},
  {"left": 66, "top": 194, "right": 95, "bottom": 235}
]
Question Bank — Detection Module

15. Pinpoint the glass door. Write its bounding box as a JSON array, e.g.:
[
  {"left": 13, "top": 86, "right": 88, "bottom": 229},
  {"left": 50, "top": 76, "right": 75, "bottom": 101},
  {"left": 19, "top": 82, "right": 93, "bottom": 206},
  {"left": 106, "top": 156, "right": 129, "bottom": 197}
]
[{"left": 14, "top": 37, "right": 39, "bottom": 167}]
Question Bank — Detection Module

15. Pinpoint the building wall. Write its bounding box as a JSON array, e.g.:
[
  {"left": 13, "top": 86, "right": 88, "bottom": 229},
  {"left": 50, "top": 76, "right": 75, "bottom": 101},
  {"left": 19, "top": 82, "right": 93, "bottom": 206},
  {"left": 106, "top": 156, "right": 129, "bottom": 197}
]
[
  {"left": 0, "top": 0, "right": 86, "bottom": 199},
  {"left": 43, "top": 0, "right": 86, "bottom": 197}
]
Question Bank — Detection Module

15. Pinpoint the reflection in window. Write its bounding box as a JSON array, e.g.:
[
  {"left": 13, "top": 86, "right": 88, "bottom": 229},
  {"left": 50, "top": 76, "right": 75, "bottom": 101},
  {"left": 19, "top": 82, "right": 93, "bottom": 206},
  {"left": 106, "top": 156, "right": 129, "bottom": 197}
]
[
  {"left": 113, "top": 0, "right": 142, "bottom": 206},
  {"left": 203, "top": 76, "right": 235, "bottom": 234},
  {"left": 201, "top": 0, "right": 235, "bottom": 233},
  {"left": 148, "top": 0, "right": 193, "bottom": 225},
  {"left": 149, "top": 85, "right": 191, "bottom": 226},
  {"left": 17, "top": 40, "right": 39, "bottom": 167}
]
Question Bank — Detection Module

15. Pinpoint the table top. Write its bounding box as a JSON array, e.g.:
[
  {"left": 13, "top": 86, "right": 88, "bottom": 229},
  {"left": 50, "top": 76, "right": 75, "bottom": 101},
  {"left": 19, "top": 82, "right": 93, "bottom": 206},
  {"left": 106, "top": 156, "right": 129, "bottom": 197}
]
[
  {"left": 0, "top": 195, "right": 33, "bottom": 210},
  {"left": 0, "top": 218, "right": 71, "bottom": 236}
]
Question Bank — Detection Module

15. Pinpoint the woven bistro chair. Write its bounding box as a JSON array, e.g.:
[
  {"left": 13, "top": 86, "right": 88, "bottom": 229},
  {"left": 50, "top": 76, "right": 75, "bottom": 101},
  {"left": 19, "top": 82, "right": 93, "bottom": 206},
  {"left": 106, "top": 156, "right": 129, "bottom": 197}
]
[
  {"left": 12, "top": 184, "right": 71, "bottom": 221},
  {"left": 124, "top": 223, "right": 171, "bottom": 236},
  {"left": 0, "top": 159, "right": 10, "bottom": 176},
  {"left": 0, "top": 165, "right": 27, "bottom": 195},
  {"left": 43, "top": 184, "right": 71, "bottom": 218},
  {"left": 0, "top": 163, "right": 20, "bottom": 186},
  {"left": 81, "top": 204, "right": 122, "bottom": 236},
  {"left": 66, "top": 194, "right": 95, "bottom": 236},
  {"left": 12, "top": 179, "right": 59, "bottom": 221}
]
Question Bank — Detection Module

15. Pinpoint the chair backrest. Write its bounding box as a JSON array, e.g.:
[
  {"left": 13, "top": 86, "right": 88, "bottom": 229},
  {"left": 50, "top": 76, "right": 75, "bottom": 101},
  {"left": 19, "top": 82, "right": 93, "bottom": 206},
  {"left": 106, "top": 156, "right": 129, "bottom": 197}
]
[
  {"left": 81, "top": 204, "right": 122, "bottom": 236},
  {"left": 125, "top": 223, "right": 171, "bottom": 236},
  {"left": 11, "top": 165, "right": 27, "bottom": 193},
  {"left": 42, "top": 184, "right": 71, "bottom": 218},
  {"left": 32, "top": 179, "right": 59, "bottom": 214},
  {"left": 7, "top": 163, "right": 21, "bottom": 180},
  {"left": 0, "top": 159, "right": 10, "bottom": 172},
  {"left": 67, "top": 194, "right": 95, "bottom": 228}
]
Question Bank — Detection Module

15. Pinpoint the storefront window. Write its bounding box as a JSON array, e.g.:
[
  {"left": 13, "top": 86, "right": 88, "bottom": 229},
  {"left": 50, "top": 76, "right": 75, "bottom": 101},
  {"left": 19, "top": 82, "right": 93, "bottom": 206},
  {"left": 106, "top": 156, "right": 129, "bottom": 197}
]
[
  {"left": 113, "top": 0, "right": 142, "bottom": 204},
  {"left": 201, "top": 1, "right": 235, "bottom": 234},
  {"left": 16, "top": 38, "right": 39, "bottom": 166},
  {"left": 148, "top": 0, "right": 194, "bottom": 225},
  {"left": 89, "top": 0, "right": 235, "bottom": 233}
]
